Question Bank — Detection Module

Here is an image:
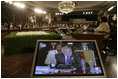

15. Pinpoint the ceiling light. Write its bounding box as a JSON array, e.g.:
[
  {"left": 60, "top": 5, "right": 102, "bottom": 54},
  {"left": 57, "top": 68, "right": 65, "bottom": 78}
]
[
  {"left": 34, "top": 8, "right": 46, "bottom": 14},
  {"left": 5, "top": 1, "right": 9, "bottom": 3},
  {"left": 58, "top": 1, "right": 75, "bottom": 14},
  {"left": 55, "top": 13, "right": 64, "bottom": 15},
  {"left": 83, "top": 12, "right": 85, "bottom": 14},
  {"left": 5, "top": 1, "right": 13, "bottom": 4},
  {"left": 83, "top": 12, "right": 93, "bottom": 14},
  {"left": 108, "top": 5, "right": 116, "bottom": 11},
  {"left": 108, "top": 6, "right": 114, "bottom": 11},
  {"left": 13, "top": 2, "right": 25, "bottom": 8},
  {"left": 9, "top": 1, "right": 13, "bottom": 4},
  {"left": 55, "top": 13, "right": 57, "bottom": 15}
]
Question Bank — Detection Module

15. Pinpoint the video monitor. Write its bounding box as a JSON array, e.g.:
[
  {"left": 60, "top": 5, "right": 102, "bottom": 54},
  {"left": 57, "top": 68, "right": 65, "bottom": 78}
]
[{"left": 30, "top": 40, "right": 106, "bottom": 78}]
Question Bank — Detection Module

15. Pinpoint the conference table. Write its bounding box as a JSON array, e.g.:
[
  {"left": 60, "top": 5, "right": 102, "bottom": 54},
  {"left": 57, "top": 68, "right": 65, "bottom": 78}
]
[{"left": 71, "top": 31, "right": 109, "bottom": 53}]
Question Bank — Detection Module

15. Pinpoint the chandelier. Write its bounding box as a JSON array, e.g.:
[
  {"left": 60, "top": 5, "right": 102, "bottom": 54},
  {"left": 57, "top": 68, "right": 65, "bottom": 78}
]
[{"left": 58, "top": 1, "right": 75, "bottom": 14}]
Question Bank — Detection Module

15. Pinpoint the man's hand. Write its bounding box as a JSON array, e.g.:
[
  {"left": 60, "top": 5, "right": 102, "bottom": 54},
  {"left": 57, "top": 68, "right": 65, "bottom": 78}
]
[{"left": 51, "top": 58, "right": 56, "bottom": 64}]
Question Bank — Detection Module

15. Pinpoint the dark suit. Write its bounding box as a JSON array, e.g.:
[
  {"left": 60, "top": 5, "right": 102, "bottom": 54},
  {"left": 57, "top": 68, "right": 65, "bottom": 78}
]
[{"left": 55, "top": 52, "right": 82, "bottom": 69}]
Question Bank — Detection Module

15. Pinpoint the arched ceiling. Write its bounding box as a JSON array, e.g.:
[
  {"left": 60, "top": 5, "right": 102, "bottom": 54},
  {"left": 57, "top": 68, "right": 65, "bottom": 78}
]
[
  {"left": 2, "top": 1, "right": 117, "bottom": 15},
  {"left": 24, "top": 1, "right": 116, "bottom": 14}
]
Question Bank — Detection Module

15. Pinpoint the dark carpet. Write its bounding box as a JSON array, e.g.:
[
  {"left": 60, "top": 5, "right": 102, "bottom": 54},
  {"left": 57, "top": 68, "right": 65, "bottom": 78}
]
[
  {"left": 1, "top": 53, "right": 33, "bottom": 78},
  {"left": 1, "top": 53, "right": 117, "bottom": 78}
]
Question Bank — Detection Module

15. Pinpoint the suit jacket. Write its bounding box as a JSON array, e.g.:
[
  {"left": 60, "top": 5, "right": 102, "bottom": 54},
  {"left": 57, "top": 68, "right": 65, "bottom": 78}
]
[{"left": 55, "top": 52, "right": 82, "bottom": 69}]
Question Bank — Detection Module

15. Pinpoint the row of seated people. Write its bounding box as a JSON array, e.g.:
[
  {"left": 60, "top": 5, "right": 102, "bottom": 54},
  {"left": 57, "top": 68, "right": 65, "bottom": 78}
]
[
  {"left": 2, "top": 17, "right": 116, "bottom": 36},
  {"left": 1, "top": 21, "right": 99, "bottom": 30}
]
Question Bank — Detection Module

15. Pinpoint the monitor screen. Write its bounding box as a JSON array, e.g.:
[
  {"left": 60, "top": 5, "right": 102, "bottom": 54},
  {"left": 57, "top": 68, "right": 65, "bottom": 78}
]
[{"left": 31, "top": 40, "right": 106, "bottom": 78}]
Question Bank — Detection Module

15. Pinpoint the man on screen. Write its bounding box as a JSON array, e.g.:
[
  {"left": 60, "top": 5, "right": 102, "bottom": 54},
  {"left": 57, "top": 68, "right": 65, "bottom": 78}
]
[{"left": 55, "top": 46, "right": 86, "bottom": 73}]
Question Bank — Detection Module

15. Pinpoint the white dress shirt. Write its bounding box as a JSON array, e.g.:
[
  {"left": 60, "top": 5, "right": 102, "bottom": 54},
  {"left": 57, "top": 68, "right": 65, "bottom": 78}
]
[{"left": 45, "top": 50, "right": 58, "bottom": 65}]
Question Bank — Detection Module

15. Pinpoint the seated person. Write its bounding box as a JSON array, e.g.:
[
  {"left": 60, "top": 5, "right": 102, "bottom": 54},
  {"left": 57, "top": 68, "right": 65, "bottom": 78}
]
[
  {"left": 94, "top": 17, "right": 110, "bottom": 33},
  {"left": 83, "top": 23, "right": 89, "bottom": 31},
  {"left": 45, "top": 44, "right": 62, "bottom": 66},
  {"left": 55, "top": 46, "right": 87, "bottom": 73}
]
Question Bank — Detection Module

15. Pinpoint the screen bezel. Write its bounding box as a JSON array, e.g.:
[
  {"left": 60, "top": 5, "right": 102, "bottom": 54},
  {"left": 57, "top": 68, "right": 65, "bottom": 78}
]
[{"left": 30, "top": 40, "right": 106, "bottom": 78}]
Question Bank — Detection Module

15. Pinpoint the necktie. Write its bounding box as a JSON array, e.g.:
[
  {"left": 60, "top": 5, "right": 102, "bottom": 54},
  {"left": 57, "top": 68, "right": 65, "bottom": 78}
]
[{"left": 66, "top": 56, "right": 70, "bottom": 65}]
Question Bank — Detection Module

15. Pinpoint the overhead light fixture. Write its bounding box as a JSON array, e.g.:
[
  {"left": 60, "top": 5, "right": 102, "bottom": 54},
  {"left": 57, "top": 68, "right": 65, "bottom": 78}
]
[
  {"left": 108, "top": 5, "right": 116, "bottom": 11},
  {"left": 55, "top": 13, "right": 64, "bottom": 15},
  {"left": 83, "top": 12, "right": 93, "bottom": 14},
  {"left": 83, "top": 12, "right": 85, "bottom": 14},
  {"left": 58, "top": 1, "right": 75, "bottom": 14},
  {"left": 9, "top": 1, "right": 13, "bottom": 4},
  {"left": 5, "top": 1, "right": 9, "bottom": 3},
  {"left": 34, "top": 8, "right": 46, "bottom": 14},
  {"left": 13, "top": 2, "right": 25, "bottom": 8},
  {"left": 5, "top": 1, "right": 13, "bottom": 4},
  {"left": 108, "top": 6, "right": 114, "bottom": 11}
]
